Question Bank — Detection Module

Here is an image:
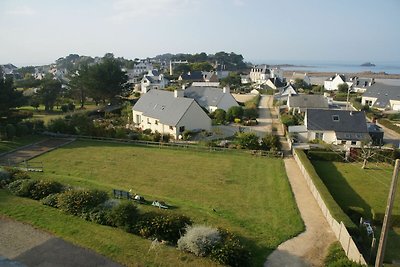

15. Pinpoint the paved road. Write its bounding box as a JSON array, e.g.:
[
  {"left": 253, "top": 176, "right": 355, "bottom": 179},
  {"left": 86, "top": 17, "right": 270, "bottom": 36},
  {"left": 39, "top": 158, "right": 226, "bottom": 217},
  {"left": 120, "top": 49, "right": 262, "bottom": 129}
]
[
  {"left": 264, "top": 158, "right": 336, "bottom": 267},
  {"left": 0, "top": 217, "right": 122, "bottom": 267}
]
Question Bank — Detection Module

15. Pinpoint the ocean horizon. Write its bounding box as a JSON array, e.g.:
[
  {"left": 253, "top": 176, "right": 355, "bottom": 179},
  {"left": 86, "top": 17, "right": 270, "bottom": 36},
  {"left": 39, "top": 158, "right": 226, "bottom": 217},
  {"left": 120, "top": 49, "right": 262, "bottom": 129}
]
[{"left": 248, "top": 60, "right": 400, "bottom": 74}]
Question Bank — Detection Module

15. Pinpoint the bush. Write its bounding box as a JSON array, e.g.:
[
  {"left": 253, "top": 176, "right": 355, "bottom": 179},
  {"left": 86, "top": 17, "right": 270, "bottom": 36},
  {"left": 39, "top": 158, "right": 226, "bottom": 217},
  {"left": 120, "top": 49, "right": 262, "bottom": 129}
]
[
  {"left": 236, "top": 132, "right": 260, "bottom": 150},
  {"left": 210, "top": 229, "right": 251, "bottom": 267},
  {"left": 136, "top": 213, "right": 192, "bottom": 244},
  {"left": 29, "top": 180, "right": 64, "bottom": 200},
  {"left": 16, "top": 123, "right": 29, "bottom": 137},
  {"left": 280, "top": 114, "right": 298, "bottom": 127},
  {"left": 5, "top": 124, "right": 16, "bottom": 140},
  {"left": 7, "top": 179, "right": 38, "bottom": 197},
  {"left": 107, "top": 201, "right": 138, "bottom": 231},
  {"left": 307, "top": 150, "right": 345, "bottom": 162},
  {"left": 260, "top": 134, "right": 281, "bottom": 151},
  {"left": 57, "top": 189, "right": 109, "bottom": 215},
  {"left": 182, "top": 130, "right": 193, "bottom": 141},
  {"left": 41, "top": 193, "right": 60, "bottom": 208},
  {"left": 226, "top": 106, "right": 244, "bottom": 122},
  {"left": 0, "top": 169, "right": 11, "bottom": 188},
  {"left": 178, "top": 225, "right": 221, "bottom": 256}
]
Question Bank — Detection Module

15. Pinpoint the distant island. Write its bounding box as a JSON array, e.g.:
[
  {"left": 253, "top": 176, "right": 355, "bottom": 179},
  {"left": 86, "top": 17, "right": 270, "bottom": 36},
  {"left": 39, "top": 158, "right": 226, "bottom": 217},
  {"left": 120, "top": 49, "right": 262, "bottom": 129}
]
[{"left": 360, "top": 62, "right": 376, "bottom": 67}]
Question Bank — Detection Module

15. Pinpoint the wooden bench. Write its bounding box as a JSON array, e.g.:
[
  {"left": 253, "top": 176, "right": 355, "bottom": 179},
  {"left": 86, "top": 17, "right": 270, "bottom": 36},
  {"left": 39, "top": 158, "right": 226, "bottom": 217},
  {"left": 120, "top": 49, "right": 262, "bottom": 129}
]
[{"left": 112, "top": 189, "right": 132, "bottom": 200}]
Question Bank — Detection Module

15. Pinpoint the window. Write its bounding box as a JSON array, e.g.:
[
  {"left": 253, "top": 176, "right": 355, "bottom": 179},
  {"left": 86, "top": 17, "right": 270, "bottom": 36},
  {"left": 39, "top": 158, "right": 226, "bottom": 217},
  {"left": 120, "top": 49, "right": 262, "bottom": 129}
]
[
  {"left": 169, "top": 126, "right": 173, "bottom": 130},
  {"left": 351, "top": 141, "right": 357, "bottom": 145},
  {"left": 332, "top": 115, "right": 340, "bottom": 121},
  {"left": 179, "top": 126, "right": 185, "bottom": 133},
  {"left": 341, "top": 140, "right": 346, "bottom": 145},
  {"left": 147, "top": 118, "right": 151, "bottom": 124},
  {"left": 155, "top": 120, "right": 158, "bottom": 125},
  {"left": 315, "top": 132, "right": 324, "bottom": 140},
  {"left": 356, "top": 134, "right": 362, "bottom": 138}
]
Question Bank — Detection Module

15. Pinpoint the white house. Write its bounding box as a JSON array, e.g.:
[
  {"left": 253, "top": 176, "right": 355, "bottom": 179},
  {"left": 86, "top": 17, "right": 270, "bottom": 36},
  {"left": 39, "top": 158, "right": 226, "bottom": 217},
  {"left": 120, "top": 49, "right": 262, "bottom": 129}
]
[
  {"left": 361, "top": 83, "right": 400, "bottom": 111},
  {"left": 141, "top": 70, "right": 169, "bottom": 93},
  {"left": 324, "top": 74, "right": 355, "bottom": 91},
  {"left": 184, "top": 86, "right": 239, "bottom": 112},
  {"left": 132, "top": 89, "right": 211, "bottom": 139},
  {"left": 132, "top": 61, "right": 153, "bottom": 76},
  {"left": 275, "top": 84, "right": 298, "bottom": 101},
  {"left": 289, "top": 109, "right": 369, "bottom": 147},
  {"left": 290, "top": 72, "right": 311, "bottom": 86},
  {"left": 249, "top": 65, "right": 283, "bottom": 84}
]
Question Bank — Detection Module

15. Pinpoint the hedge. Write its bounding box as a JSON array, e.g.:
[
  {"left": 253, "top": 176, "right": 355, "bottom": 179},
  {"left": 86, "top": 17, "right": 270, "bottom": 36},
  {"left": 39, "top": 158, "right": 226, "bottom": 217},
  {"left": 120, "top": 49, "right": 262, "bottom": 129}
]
[
  {"left": 307, "top": 150, "right": 345, "bottom": 162},
  {"left": 372, "top": 209, "right": 400, "bottom": 227},
  {"left": 295, "top": 149, "right": 357, "bottom": 232}
]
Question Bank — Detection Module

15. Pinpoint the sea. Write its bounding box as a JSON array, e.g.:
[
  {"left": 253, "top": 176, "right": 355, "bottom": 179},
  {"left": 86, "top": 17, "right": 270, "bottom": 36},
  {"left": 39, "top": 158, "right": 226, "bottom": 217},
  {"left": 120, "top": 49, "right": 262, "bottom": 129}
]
[{"left": 251, "top": 60, "right": 400, "bottom": 75}]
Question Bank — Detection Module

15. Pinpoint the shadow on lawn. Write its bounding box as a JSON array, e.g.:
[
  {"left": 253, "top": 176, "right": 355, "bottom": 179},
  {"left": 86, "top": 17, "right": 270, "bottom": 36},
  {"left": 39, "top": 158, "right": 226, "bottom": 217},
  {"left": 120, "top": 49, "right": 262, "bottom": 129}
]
[{"left": 313, "top": 161, "right": 373, "bottom": 222}]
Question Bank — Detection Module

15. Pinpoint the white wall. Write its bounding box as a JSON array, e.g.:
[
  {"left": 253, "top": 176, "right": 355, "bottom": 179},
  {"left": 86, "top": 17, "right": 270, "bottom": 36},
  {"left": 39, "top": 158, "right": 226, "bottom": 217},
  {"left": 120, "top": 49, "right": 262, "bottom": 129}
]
[
  {"left": 361, "top": 96, "right": 377, "bottom": 107},
  {"left": 308, "top": 130, "right": 336, "bottom": 143}
]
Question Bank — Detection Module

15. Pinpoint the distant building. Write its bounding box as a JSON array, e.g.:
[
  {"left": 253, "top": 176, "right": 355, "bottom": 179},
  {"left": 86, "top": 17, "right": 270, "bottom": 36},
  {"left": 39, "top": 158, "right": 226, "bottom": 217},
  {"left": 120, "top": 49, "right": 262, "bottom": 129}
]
[
  {"left": 141, "top": 70, "right": 169, "bottom": 93},
  {"left": 132, "top": 61, "right": 153, "bottom": 76},
  {"left": 324, "top": 74, "right": 373, "bottom": 92},
  {"left": 290, "top": 72, "right": 311, "bottom": 86},
  {"left": 249, "top": 65, "right": 283, "bottom": 84},
  {"left": 287, "top": 94, "right": 329, "bottom": 113},
  {"left": 184, "top": 86, "right": 239, "bottom": 112}
]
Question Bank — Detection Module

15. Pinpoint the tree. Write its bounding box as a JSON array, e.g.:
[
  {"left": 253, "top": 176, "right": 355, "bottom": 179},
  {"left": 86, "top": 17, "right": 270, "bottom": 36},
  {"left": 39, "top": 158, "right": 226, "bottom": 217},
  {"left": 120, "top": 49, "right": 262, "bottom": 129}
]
[
  {"left": 174, "top": 64, "right": 191, "bottom": 74},
  {"left": 236, "top": 132, "right": 260, "bottom": 150},
  {"left": 261, "top": 134, "right": 282, "bottom": 151},
  {"left": 212, "top": 109, "right": 226, "bottom": 124},
  {"left": 226, "top": 106, "right": 244, "bottom": 122},
  {"left": 190, "top": 62, "right": 213, "bottom": 72},
  {"left": 68, "top": 64, "right": 90, "bottom": 108},
  {"left": 0, "top": 70, "right": 25, "bottom": 116},
  {"left": 38, "top": 78, "right": 62, "bottom": 111},
  {"left": 220, "top": 72, "right": 241, "bottom": 88},
  {"left": 337, "top": 83, "right": 349, "bottom": 93},
  {"left": 360, "top": 140, "right": 376, "bottom": 169}
]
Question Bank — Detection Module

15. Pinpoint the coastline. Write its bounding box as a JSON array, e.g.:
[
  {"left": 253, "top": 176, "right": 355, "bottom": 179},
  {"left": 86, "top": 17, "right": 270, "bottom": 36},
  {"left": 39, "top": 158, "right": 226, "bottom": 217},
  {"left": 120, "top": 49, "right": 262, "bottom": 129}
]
[{"left": 283, "top": 70, "right": 400, "bottom": 79}]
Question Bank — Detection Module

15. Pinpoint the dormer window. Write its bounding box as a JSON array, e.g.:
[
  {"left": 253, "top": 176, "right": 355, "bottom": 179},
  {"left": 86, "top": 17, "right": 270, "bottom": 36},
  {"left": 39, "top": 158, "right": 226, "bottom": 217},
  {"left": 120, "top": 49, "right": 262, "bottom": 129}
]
[{"left": 332, "top": 115, "right": 340, "bottom": 121}]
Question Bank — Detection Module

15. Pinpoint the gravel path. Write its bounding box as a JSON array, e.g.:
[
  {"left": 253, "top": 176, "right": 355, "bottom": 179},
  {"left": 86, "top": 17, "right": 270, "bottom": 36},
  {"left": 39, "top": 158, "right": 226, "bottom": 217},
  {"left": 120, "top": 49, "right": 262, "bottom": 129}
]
[
  {"left": 0, "top": 138, "right": 74, "bottom": 166},
  {"left": 264, "top": 158, "right": 336, "bottom": 267},
  {"left": 0, "top": 217, "right": 122, "bottom": 267}
]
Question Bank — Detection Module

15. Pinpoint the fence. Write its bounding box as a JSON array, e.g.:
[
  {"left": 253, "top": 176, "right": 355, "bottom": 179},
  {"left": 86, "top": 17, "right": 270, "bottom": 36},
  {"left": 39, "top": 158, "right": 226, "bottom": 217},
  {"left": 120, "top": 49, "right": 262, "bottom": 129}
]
[
  {"left": 292, "top": 149, "right": 367, "bottom": 265},
  {"left": 42, "top": 132, "right": 284, "bottom": 158}
]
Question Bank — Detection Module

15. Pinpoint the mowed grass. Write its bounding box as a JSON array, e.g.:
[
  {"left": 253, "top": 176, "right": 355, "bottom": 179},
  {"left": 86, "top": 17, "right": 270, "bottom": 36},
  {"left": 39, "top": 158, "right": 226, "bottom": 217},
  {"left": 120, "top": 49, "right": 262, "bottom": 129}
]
[
  {"left": 3, "top": 140, "right": 305, "bottom": 266},
  {"left": 312, "top": 160, "right": 400, "bottom": 262},
  {"left": 0, "top": 191, "right": 218, "bottom": 267},
  {"left": 0, "top": 135, "right": 45, "bottom": 154}
]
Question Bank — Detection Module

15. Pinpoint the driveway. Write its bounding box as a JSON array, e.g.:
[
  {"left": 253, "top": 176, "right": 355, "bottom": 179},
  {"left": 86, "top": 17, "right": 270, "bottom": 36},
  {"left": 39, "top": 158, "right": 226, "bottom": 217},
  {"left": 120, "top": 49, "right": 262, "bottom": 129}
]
[
  {"left": 0, "top": 217, "right": 122, "bottom": 267},
  {"left": 264, "top": 158, "right": 336, "bottom": 267}
]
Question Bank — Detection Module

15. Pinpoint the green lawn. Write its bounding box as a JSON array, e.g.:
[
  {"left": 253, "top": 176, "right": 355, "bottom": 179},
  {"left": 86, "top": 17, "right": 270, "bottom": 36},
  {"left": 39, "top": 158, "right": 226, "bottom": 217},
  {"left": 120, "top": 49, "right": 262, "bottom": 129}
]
[
  {"left": 0, "top": 135, "right": 45, "bottom": 154},
  {"left": 0, "top": 140, "right": 304, "bottom": 266},
  {"left": 312, "top": 160, "right": 400, "bottom": 263}
]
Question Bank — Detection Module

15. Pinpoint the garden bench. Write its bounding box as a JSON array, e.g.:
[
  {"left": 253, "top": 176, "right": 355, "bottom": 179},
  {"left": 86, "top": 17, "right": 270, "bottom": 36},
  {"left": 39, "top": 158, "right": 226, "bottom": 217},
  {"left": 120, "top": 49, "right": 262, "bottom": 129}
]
[{"left": 112, "top": 189, "right": 132, "bottom": 200}]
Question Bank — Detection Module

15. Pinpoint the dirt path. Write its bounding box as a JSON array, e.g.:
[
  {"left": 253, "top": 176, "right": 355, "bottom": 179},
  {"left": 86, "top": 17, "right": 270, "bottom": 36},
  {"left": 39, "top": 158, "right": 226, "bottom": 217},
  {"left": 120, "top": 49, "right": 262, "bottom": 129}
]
[
  {"left": 0, "top": 138, "right": 75, "bottom": 166},
  {"left": 0, "top": 217, "right": 122, "bottom": 267},
  {"left": 264, "top": 158, "right": 336, "bottom": 267}
]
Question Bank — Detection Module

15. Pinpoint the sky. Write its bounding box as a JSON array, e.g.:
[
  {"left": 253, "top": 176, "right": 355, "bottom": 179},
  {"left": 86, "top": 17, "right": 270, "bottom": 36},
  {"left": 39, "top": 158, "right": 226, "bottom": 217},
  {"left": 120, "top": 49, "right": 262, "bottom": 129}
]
[{"left": 0, "top": 0, "right": 399, "bottom": 67}]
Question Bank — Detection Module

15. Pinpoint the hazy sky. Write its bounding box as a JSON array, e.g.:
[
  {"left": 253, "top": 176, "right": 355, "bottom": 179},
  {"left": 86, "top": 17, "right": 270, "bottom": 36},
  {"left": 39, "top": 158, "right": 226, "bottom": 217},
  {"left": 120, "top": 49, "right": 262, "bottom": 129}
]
[{"left": 1, "top": 0, "right": 399, "bottom": 66}]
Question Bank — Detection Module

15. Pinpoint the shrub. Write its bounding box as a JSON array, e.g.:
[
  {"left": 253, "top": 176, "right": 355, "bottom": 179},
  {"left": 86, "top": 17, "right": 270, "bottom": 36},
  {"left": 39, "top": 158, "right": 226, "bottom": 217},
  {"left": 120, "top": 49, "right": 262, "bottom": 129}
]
[
  {"left": 5, "top": 124, "right": 16, "bottom": 140},
  {"left": 260, "top": 134, "right": 281, "bottom": 151},
  {"left": 16, "top": 123, "right": 29, "bottom": 137},
  {"left": 7, "top": 179, "right": 38, "bottom": 197},
  {"left": 29, "top": 180, "right": 64, "bottom": 200},
  {"left": 226, "top": 106, "right": 244, "bottom": 122},
  {"left": 236, "top": 132, "right": 260, "bottom": 150},
  {"left": 41, "top": 193, "right": 60, "bottom": 208},
  {"left": 210, "top": 229, "right": 251, "bottom": 267},
  {"left": 142, "top": 129, "right": 152, "bottom": 135},
  {"left": 307, "top": 150, "right": 345, "bottom": 162},
  {"left": 136, "top": 213, "right": 192, "bottom": 244},
  {"left": 57, "top": 189, "right": 109, "bottom": 215},
  {"left": 280, "top": 114, "right": 298, "bottom": 127},
  {"left": 182, "top": 130, "right": 193, "bottom": 141},
  {"left": 152, "top": 131, "right": 162, "bottom": 142},
  {"left": 107, "top": 201, "right": 138, "bottom": 231},
  {"left": 178, "top": 225, "right": 221, "bottom": 256},
  {"left": 212, "top": 109, "right": 226, "bottom": 124},
  {"left": 0, "top": 169, "right": 11, "bottom": 188}
]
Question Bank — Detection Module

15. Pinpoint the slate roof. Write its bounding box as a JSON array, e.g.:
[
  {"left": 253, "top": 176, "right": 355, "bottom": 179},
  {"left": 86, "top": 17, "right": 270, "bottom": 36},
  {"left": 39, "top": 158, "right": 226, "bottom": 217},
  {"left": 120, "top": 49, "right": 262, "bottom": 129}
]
[
  {"left": 268, "top": 77, "right": 285, "bottom": 88},
  {"left": 362, "top": 82, "right": 400, "bottom": 109},
  {"left": 288, "top": 94, "right": 329, "bottom": 109},
  {"left": 306, "top": 109, "right": 368, "bottom": 137},
  {"left": 133, "top": 90, "right": 195, "bottom": 126},
  {"left": 179, "top": 71, "right": 204, "bottom": 81},
  {"left": 184, "top": 86, "right": 229, "bottom": 108}
]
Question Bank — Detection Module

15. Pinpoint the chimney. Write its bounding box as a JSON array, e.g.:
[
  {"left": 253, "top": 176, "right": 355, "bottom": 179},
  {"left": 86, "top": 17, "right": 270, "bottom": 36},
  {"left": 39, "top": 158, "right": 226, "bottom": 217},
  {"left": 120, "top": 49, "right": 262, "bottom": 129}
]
[
  {"left": 174, "top": 89, "right": 184, "bottom": 98},
  {"left": 182, "top": 84, "right": 186, "bottom": 90},
  {"left": 223, "top": 86, "right": 229, "bottom": 93}
]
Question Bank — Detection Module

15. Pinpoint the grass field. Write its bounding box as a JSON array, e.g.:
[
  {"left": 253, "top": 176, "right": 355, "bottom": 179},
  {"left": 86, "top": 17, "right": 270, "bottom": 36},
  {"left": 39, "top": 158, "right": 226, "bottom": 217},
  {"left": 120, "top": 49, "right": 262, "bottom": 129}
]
[
  {"left": 0, "top": 135, "right": 45, "bottom": 154},
  {"left": 0, "top": 140, "right": 304, "bottom": 266},
  {"left": 312, "top": 160, "right": 400, "bottom": 263}
]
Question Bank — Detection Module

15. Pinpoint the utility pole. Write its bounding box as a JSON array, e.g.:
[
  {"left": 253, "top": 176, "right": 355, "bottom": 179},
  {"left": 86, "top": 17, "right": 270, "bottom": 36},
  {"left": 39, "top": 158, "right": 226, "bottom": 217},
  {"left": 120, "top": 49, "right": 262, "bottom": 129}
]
[{"left": 375, "top": 159, "right": 400, "bottom": 267}]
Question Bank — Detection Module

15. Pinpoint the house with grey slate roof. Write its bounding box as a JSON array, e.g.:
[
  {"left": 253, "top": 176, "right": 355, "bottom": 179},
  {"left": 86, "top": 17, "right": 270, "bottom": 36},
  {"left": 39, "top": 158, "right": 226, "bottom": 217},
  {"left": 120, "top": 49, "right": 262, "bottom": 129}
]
[
  {"left": 141, "top": 69, "right": 169, "bottom": 93},
  {"left": 361, "top": 83, "right": 400, "bottom": 111},
  {"left": 287, "top": 94, "right": 329, "bottom": 114},
  {"left": 289, "top": 109, "right": 369, "bottom": 147},
  {"left": 132, "top": 89, "right": 211, "bottom": 139},
  {"left": 183, "top": 86, "right": 239, "bottom": 112}
]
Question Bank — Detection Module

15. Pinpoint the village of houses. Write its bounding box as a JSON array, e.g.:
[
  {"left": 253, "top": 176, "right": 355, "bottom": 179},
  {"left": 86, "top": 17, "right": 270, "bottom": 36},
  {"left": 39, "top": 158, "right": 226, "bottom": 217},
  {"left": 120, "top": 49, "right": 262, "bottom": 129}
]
[{"left": 1, "top": 56, "right": 400, "bottom": 267}]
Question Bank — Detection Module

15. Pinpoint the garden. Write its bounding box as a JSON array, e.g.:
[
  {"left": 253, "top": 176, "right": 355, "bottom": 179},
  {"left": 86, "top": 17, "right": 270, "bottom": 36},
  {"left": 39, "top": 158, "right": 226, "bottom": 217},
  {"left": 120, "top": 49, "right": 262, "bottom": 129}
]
[
  {"left": 0, "top": 140, "right": 304, "bottom": 266},
  {"left": 311, "top": 160, "right": 400, "bottom": 264}
]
